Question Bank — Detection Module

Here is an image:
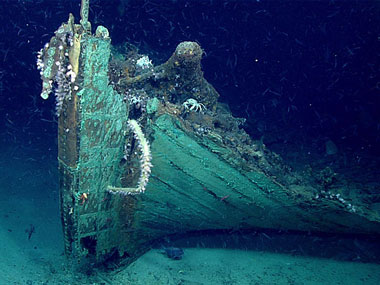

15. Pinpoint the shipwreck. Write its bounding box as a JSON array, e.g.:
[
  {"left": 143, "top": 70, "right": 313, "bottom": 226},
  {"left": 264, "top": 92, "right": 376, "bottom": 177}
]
[{"left": 36, "top": 0, "right": 380, "bottom": 267}]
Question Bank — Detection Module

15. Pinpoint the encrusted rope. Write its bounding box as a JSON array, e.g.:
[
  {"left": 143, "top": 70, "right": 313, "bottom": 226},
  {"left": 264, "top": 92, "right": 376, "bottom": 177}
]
[{"left": 107, "top": 119, "right": 153, "bottom": 195}]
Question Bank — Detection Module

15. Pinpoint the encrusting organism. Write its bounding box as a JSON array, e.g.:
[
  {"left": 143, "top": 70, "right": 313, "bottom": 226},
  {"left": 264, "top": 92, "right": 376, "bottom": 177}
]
[{"left": 107, "top": 119, "right": 152, "bottom": 195}]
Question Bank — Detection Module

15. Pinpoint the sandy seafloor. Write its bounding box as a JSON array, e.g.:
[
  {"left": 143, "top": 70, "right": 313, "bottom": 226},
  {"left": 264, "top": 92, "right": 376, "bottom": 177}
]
[{"left": 1, "top": 135, "right": 380, "bottom": 285}]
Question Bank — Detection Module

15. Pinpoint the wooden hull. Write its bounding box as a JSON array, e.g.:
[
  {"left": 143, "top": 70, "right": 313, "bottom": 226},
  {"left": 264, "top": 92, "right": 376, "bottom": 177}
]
[{"left": 42, "top": 16, "right": 379, "bottom": 267}]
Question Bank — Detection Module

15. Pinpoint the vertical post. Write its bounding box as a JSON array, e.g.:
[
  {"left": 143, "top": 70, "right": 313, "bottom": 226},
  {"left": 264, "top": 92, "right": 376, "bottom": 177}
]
[
  {"left": 80, "top": 0, "right": 91, "bottom": 32},
  {"left": 59, "top": 32, "right": 129, "bottom": 260}
]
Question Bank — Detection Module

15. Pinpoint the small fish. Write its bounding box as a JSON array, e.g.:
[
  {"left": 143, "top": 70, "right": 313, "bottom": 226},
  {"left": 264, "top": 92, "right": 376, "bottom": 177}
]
[{"left": 160, "top": 246, "right": 184, "bottom": 260}]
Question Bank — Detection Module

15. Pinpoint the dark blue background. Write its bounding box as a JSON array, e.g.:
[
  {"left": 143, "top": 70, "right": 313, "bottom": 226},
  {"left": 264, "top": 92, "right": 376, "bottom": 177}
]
[{"left": 0, "top": 0, "right": 379, "bottom": 156}]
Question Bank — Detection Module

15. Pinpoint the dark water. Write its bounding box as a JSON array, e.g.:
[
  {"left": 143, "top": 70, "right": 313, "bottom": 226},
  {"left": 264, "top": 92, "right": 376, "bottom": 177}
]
[
  {"left": 1, "top": 0, "right": 379, "bottom": 153},
  {"left": 0, "top": 0, "right": 379, "bottom": 283}
]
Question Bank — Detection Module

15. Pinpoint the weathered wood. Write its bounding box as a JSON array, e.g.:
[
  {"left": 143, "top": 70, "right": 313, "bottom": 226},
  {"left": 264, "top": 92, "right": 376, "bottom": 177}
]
[
  {"left": 134, "top": 114, "right": 380, "bottom": 237},
  {"left": 46, "top": 14, "right": 380, "bottom": 269}
]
